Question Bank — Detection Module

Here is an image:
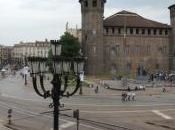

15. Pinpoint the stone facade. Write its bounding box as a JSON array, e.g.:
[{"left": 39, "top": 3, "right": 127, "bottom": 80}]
[
  {"left": 79, "top": 0, "right": 175, "bottom": 77},
  {"left": 0, "top": 45, "right": 2, "bottom": 64},
  {"left": 103, "top": 27, "right": 170, "bottom": 77},
  {"left": 169, "top": 5, "right": 175, "bottom": 71},
  {"left": 79, "top": 0, "right": 106, "bottom": 75},
  {"left": 0, "top": 45, "right": 12, "bottom": 66},
  {"left": 12, "top": 39, "right": 51, "bottom": 59}
]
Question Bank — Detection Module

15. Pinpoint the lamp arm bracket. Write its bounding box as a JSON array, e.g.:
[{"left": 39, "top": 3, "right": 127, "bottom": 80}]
[
  {"left": 63, "top": 75, "right": 80, "bottom": 97},
  {"left": 32, "top": 76, "right": 45, "bottom": 98},
  {"left": 62, "top": 75, "right": 68, "bottom": 94},
  {"left": 39, "top": 75, "right": 47, "bottom": 93}
]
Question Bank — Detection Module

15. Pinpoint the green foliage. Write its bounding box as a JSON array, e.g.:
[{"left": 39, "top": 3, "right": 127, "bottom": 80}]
[
  {"left": 46, "top": 32, "right": 81, "bottom": 71},
  {"left": 115, "top": 72, "right": 129, "bottom": 80},
  {"left": 60, "top": 32, "right": 81, "bottom": 57}
]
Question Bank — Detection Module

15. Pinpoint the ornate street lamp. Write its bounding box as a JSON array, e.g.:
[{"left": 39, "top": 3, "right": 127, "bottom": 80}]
[{"left": 27, "top": 40, "right": 85, "bottom": 130}]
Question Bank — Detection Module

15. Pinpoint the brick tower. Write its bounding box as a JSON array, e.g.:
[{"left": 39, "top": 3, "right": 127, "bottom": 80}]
[
  {"left": 79, "top": 0, "right": 106, "bottom": 75},
  {"left": 169, "top": 4, "right": 175, "bottom": 71}
]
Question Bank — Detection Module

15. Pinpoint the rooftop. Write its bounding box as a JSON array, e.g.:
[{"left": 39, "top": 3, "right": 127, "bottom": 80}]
[{"left": 104, "top": 10, "right": 170, "bottom": 28}]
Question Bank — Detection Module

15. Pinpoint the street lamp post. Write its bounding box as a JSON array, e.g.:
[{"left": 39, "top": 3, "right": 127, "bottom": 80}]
[{"left": 27, "top": 40, "right": 85, "bottom": 130}]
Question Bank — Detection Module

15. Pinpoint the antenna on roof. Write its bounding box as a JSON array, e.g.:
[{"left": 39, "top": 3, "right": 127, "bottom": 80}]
[{"left": 66, "top": 22, "right": 69, "bottom": 31}]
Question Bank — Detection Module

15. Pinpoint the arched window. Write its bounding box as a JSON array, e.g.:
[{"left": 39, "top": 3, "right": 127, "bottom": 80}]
[
  {"left": 111, "top": 64, "right": 117, "bottom": 75},
  {"left": 110, "top": 46, "right": 116, "bottom": 57},
  {"left": 84, "top": 0, "right": 88, "bottom": 7},
  {"left": 92, "top": 0, "right": 97, "bottom": 7},
  {"left": 101, "top": 1, "right": 104, "bottom": 7},
  {"left": 127, "top": 62, "right": 131, "bottom": 73}
]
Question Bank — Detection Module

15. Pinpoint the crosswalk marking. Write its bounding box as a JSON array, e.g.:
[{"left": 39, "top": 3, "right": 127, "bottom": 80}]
[
  {"left": 152, "top": 110, "right": 173, "bottom": 120},
  {"left": 50, "top": 122, "right": 75, "bottom": 130},
  {"left": 60, "top": 122, "right": 75, "bottom": 128}
]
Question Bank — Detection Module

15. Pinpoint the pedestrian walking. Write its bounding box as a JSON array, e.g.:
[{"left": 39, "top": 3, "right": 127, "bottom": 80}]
[
  {"left": 121, "top": 92, "right": 127, "bottom": 102},
  {"left": 131, "top": 92, "right": 136, "bottom": 101},
  {"left": 127, "top": 87, "right": 131, "bottom": 92},
  {"left": 162, "top": 88, "right": 166, "bottom": 93},
  {"left": 95, "top": 86, "right": 99, "bottom": 94},
  {"left": 23, "top": 66, "right": 29, "bottom": 85},
  {"left": 127, "top": 92, "right": 131, "bottom": 101}
]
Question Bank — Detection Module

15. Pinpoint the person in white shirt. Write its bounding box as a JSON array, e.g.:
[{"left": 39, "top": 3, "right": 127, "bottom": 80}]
[
  {"left": 23, "top": 66, "right": 29, "bottom": 85},
  {"left": 131, "top": 92, "right": 136, "bottom": 101}
]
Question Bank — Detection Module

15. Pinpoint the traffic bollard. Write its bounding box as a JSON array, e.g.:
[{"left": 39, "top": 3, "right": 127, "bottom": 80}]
[{"left": 8, "top": 109, "right": 12, "bottom": 125}]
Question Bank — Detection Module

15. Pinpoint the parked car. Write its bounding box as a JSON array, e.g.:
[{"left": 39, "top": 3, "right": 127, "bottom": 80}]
[
  {"left": 168, "top": 74, "right": 175, "bottom": 81},
  {"left": 135, "top": 85, "right": 145, "bottom": 91}
]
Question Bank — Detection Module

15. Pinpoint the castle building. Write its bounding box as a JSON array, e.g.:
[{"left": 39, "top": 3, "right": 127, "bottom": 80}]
[{"left": 79, "top": 0, "right": 175, "bottom": 77}]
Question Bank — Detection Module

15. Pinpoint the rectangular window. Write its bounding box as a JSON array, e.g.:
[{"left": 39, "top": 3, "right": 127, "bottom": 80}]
[
  {"left": 159, "top": 29, "right": 162, "bottom": 35},
  {"left": 148, "top": 29, "right": 151, "bottom": 35},
  {"left": 153, "top": 29, "right": 157, "bottom": 35},
  {"left": 127, "top": 63, "right": 131, "bottom": 73},
  {"left": 130, "top": 28, "right": 133, "bottom": 34},
  {"left": 136, "top": 28, "right": 139, "bottom": 34},
  {"left": 124, "top": 45, "right": 129, "bottom": 55},
  {"left": 92, "top": 0, "right": 97, "bottom": 7},
  {"left": 84, "top": 1, "right": 88, "bottom": 7},
  {"left": 118, "top": 28, "right": 121, "bottom": 34},
  {"left": 165, "top": 29, "right": 168, "bottom": 35},
  {"left": 106, "top": 28, "right": 108, "bottom": 34},
  {"left": 112, "top": 28, "right": 115, "bottom": 34},
  {"left": 101, "top": 1, "right": 104, "bottom": 7},
  {"left": 142, "top": 29, "right": 145, "bottom": 34}
]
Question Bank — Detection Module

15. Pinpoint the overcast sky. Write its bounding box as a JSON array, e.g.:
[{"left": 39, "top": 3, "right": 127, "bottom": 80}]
[{"left": 0, "top": 0, "right": 174, "bottom": 46}]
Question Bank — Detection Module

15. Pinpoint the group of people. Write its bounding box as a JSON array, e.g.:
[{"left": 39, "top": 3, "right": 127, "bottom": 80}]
[
  {"left": 121, "top": 91, "right": 136, "bottom": 102},
  {"left": 89, "top": 84, "right": 99, "bottom": 94}
]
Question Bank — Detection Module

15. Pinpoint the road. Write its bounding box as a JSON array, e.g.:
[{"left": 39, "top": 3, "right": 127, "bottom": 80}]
[{"left": 0, "top": 73, "right": 175, "bottom": 130}]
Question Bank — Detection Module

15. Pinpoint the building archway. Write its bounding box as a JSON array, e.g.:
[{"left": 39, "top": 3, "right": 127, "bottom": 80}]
[
  {"left": 136, "top": 64, "right": 148, "bottom": 76},
  {"left": 110, "top": 64, "right": 117, "bottom": 75}
]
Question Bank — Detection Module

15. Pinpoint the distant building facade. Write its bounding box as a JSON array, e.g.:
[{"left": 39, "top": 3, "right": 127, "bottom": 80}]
[
  {"left": 79, "top": 0, "right": 175, "bottom": 77},
  {"left": 0, "top": 45, "right": 2, "bottom": 65},
  {"left": 0, "top": 45, "right": 12, "bottom": 66},
  {"left": 12, "top": 39, "right": 51, "bottom": 60}
]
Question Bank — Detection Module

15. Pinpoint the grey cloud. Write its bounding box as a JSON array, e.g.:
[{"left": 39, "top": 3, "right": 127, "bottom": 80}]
[{"left": 0, "top": 0, "right": 173, "bottom": 45}]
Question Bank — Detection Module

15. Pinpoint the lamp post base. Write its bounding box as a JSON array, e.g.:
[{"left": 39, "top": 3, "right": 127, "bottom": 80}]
[{"left": 24, "top": 74, "right": 27, "bottom": 85}]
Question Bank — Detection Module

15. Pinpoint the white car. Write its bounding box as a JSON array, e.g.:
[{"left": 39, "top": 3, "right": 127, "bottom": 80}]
[{"left": 135, "top": 85, "right": 146, "bottom": 90}]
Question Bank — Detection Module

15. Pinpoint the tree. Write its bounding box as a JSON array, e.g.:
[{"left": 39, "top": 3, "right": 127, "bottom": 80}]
[
  {"left": 46, "top": 32, "right": 81, "bottom": 70},
  {"left": 60, "top": 32, "right": 81, "bottom": 57}
]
